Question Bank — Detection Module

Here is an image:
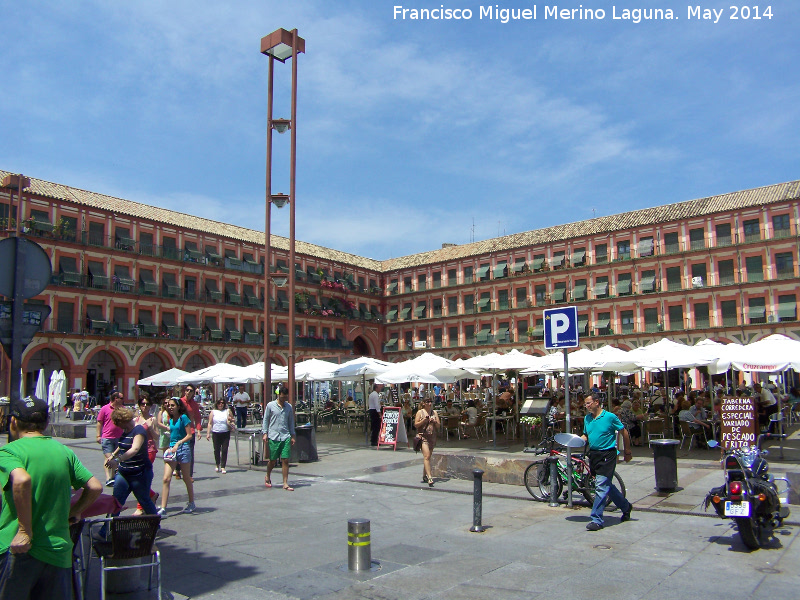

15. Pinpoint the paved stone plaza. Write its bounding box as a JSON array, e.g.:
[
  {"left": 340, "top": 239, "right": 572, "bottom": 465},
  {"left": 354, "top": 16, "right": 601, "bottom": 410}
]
[{"left": 31, "top": 429, "right": 800, "bottom": 599}]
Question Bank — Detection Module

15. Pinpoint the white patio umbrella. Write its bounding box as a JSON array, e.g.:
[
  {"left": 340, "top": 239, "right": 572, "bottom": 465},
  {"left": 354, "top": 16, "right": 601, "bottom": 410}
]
[
  {"left": 628, "top": 338, "right": 715, "bottom": 371},
  {"left": 693, "top": 339, "right": 742, "bottom": 376},
  {"left": 292, "top": 358, "right": 338, "bottom": 382},
  {"left": 177, "top": 363, "right": 253, "bottom": 385},
  {"left": 728, "top": 334, "right": 800, "bottom": 373},
  {"left": 375, "top": 353, "right": 469, "bottom": 384},
  {"left": 331, "top": 357, "right": 393, "bottom": 445},
  {"left": 137, "top": 367, "right": 189, "bottom": 387}
]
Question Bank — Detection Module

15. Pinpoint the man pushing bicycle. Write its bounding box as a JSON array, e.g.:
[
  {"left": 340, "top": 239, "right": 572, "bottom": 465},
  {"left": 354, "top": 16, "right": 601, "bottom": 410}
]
[{"left": 581, "top": 392, "right": 633, "bottom": 531}]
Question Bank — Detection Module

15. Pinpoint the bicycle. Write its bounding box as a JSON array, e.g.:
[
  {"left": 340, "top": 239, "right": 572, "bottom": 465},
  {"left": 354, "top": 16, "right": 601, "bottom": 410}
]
[{"left": 524, "top": 433, "right": 626, "bottom": 508}]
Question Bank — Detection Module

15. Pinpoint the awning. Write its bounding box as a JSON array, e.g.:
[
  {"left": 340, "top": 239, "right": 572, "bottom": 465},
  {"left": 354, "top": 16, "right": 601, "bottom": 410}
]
[
  {"left": 139, "top": 312, "right": 158, "bottom": 336},
  {"left": 225, "top": 282, "right": 241, "bottom": 304},
  {"left": 748, "top": 305, "right": 767, "bottom": 319},
  {"left": 59, "top": 257, "right": 82, "bottom": 284},
  {"left": 205, "top": 316, "right": 223, "bottom": 340},
  {"left": 185, "top": 314, "right": 202, "bottom": 338},
  {"left": 640, "top": 276, "right": 656, "bottom": 293},
  {"left": 385, "top": 338, "right": 398, "bottom": 349},
  {"left": 244, "top": 285, "right": 260, "bottom": 307},
  {"left": 162, "top": 313, "right": 180, "bottom": 336},
  {"left": 225, "top": 250, "right": 242, "bottom": 267},
  {"left": 493, "top": 264, "right": 507, "bottom": 278},
  {"left": 88, "top": 261, "right": 109, "bottom": 289},
  {"left": 386, "top": 309, "right": 398, "bottom": 321},
  {"left": 476, "top": 330, "right": 490, "bottom": 342},
  {"left": 551, "top": 288, "right": 566, "bottom": 302},
  {"left": 184, "top": 242, "right": 202, "bottom": 260},
  {"left": 593, "top": 281, "right": 609, "bottom": 297},
  {"left": 476, "top": 298, "right": 490, "bottom": 309},
  {"left": 532, "top": 323, "right": 544, "bottom": 336},
  {"left": 571, "top": 249, "right": 586, "bottom": 265},
  {"left": 399, "top": 307, "right": 411, "bottom": 320},
  {"left": 638, "top": 238, "right": 654, "bottom": 256},
  {"left": 595, "top": 319, "right": 611, "bottom": 330},
  {"left": 531, "top": 258, "right": 545, "bottom": 271},
  {"left": 572, "top": 284, "right": 586, "bottom": 300},
  {"left": 414, "top": 305, "right": 426, "bottom": 317},
  {"left": 114, "top": 265, "right": 135, "bottom": 287},
  {"left": 476, "top": 266, "right": 490, "bottom": 279},
  {"left": 162, "top": 273, "right": 180, "bottom": 297},
  {"left": 617, "top": 279, "right": 632, "bottom": 295},
  {"left": 778, "top": 297, "right": 797, "bottom": 320},
  {"left": 205, "top": 246, "right": 222, "bottom": 261},
  {"left": 511, "top": 262, "right": 526, "bottom": 274},
  {"left": 206, "top": 279, "right": 222, "bottom": 301},
  {"left": 551, "top": 254, "right": 565, "bottom": 268},
  {"left": 387, "top": 282, "right": 398, "bottom": 293}
]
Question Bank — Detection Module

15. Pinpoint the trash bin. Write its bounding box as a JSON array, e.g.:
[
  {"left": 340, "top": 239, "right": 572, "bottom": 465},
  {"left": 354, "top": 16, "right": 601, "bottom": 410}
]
[
  {"left": 650, "top": 439, "right": 680, "bottom": 492},
  {"left": 290, "top": 423, "right": 318, "bottom": 463}
]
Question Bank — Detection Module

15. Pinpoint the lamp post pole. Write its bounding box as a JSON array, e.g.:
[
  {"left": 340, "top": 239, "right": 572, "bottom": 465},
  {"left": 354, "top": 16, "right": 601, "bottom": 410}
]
[{"left": 262, "top": 28, "right": 304, "bottom": 408}]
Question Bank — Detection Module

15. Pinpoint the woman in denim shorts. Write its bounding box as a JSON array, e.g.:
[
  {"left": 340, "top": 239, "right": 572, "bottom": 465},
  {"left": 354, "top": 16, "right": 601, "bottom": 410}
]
[{"left": 157, "top": 398, "right": 196, "bottom": 515}]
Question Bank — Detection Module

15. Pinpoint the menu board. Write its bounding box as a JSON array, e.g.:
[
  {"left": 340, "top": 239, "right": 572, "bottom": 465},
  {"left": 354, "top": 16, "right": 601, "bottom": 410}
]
[
  {"left": 377, "top": 406, "right": 407, "bottom": 450},
  {"left": 720, "top": 397, "right": 758, "bottom": 450}
]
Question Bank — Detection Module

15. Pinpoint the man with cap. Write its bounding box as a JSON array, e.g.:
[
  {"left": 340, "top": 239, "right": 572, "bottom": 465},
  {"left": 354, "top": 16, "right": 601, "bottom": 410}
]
[{"left": 0, "top": 395, "right": 102, "bottom": 599}]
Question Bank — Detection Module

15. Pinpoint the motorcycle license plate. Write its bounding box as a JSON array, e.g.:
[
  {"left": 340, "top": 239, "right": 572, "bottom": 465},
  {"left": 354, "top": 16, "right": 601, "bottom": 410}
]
[{"left": 724, "top": 501, "right": 750, "bottom": 517}]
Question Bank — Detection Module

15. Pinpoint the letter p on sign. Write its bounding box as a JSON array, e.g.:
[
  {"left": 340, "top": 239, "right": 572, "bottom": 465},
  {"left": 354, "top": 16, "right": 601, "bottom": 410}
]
[{"left": 549, "top": 314, "right": 570, "bottom": 345}]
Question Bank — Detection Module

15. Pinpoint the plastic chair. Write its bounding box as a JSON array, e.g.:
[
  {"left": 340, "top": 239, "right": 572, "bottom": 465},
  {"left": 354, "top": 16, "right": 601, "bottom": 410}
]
[
  {"left": 442, "top": 415, "right": 461, "bottom": 441},
  {"left": 87, "top": 515, "right": 162, "bottom": 600}
]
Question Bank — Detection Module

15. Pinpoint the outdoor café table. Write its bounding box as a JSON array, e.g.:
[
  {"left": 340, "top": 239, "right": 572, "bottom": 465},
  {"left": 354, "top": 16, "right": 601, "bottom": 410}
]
[
  {"left": 71, "top": 491, "right": 124, "bottom": 518},
  {"left": 488, "top": 414, "right": 515, "bottom": 442}
]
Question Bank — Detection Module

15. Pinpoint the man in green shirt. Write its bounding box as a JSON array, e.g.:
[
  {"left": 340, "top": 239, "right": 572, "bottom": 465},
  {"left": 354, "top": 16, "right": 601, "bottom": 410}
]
[{"left": 0, "top": 395, "right": 102, "bottom": 599}]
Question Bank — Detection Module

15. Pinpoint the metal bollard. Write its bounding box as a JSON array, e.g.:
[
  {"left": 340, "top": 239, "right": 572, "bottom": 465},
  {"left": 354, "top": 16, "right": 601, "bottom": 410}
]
[
  {"left": 470, "top": 469, "right": 486, "bottom": 532},
  {"left": 548, "top": 458, "right": 560, "bottom": 507},
  {"left": 347, "top": 518, "right": 371, "bottom": 571}
]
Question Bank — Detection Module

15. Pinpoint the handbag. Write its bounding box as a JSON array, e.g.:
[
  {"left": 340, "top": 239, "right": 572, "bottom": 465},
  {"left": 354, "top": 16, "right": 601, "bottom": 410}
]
[{"left": 413, "top": 433, "right": 424, "bottom": 452}]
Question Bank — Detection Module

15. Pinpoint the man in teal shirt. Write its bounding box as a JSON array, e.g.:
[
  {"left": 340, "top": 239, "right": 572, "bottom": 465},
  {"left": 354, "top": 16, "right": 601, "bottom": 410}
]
[
  {"left": 0, "top": 395, "right": 102, "bottom": 599},
  {"left": 581, "top": 392, "right": 633, "bottom": 531}
]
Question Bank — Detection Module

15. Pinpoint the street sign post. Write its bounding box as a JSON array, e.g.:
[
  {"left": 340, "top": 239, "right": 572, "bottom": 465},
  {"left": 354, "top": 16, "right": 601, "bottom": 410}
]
[{"left": 543, "top": 306, "right": 579, "bottom": 508}]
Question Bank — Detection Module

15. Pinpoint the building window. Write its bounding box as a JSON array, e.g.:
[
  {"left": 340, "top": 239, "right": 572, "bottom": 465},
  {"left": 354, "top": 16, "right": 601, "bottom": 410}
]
[
  {"left": 497, "top": 289, "right": 509, "bottom": 310},
  {"left": 516, "top": 287, "right": 528, "bottom": 308},
  {"left": 643, "top": 308, "right": 660, "bottom": 332},
  {"left": 721, "top": 300, "right": 738, "bottom": 327},
  {"left": 620, "top": 310, "right": 634, "bottom": 333},
  {"left": 690, "top": 263, "right": 707, "bottom": 287},
  {"left": 404, "top": 276, "right": 412, "bottom": 292},
  {"left": 640, "top": 269, "right": 657, "bottom": 293},
  {"left": 715, "top": 223, "right": 732, "bottom": 247},
  {"left": 594, "top": 244, "right": 607, "bottom": 264},
  {"left": 593, "top": 276, "right": 609, "bottom": 299},
  {"left": 572, "top": 279, "right": 587, "bottom": 301},
  {"left": 447, "top": 296, "right": 458, "bottom": 316},
  {"left": 745, "top": 255, "right": 764, "bottom": 282},
  {"left": 778, "top": 294, "right": 797, "bottom": 322},
  {"left": 418, "top": 274, "right": 427, "bottom": 291},
  {"left": 517, "top": 320, "right": 528, "bottom": 342},
  {"left": 664, "top": 232, "right": 680, "bottom": 253},
  {"left": 464, "top": 266, "right": 473, "bottom": 284},
  {"left": 617, "top": 273, "right": 632, "bottom": 296},
  {"left": 595, "top": 312, "right": 611, "bottom": 336},
  {"left": 773, "top": 214, "right": 791, "bottom": 238},
  {"left": 775, "top": 252, "right": 794, "bottom": 278},
  {"left": 689, "top": 228, "right": 705, "bottom": 250},
  {"left": 432, "top": 272, "right": 441, "bottom": 289},
  {"left": 464, "top": 294, "right": 474, "bottom": 314},
  {"left": 638, "top": 237, "right": 654, "bottom": 258},
  {"left": 535, "top": 285, "right": 547, "bottom": 305},
  {"left": 718, "top": 259, "right": 735, "bottom": 285},
  {"left": 448, "top": 326, "right": 459, "bottom": 347},
  {"left": 447, "top": 268, "right": 457, "bottom": 286},
  {"left": 743, "top": 218, "right": 761, "bottom": 242},
  {"left": 666, "top": 266, "right": 682, "bottom": 291},
  {"left": 694, "top": 303, "right": 710, "bottom": 329},
  {"left": 748, "top": 297, "right": 767, "bottom": 324},
  {"left": 551, "top": 251, "right": 566, "bottom": 269},
  {"left": 616, "top": 240, "right": 631, "bottom": 261},
  {"left": 668, "top": 305, "right": 684, "bottom": 331}
]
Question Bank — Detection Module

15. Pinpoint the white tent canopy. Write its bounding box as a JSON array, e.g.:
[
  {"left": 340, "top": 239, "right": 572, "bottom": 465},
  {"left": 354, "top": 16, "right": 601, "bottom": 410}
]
[
  {"left": 137, "top": 367, "right": 189, "bottom": 387},
  {"left": 331, "top": 357, "right": 393, "bottom": 381},
  {"left": 627, "top": 338, "right": 715, "bottom": 371},
  {"left": 177, "top": 363, "right": 254, "bottom": 385}
]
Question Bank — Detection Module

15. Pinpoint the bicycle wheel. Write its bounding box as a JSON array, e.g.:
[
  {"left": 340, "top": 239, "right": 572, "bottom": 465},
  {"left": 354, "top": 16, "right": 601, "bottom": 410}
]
[
  {"left": 524, "top": 462, "right": 548, "bottom": 501},
  {"left": 582, "top": 472, "right": 626, "bottom": 510},
  {"left": 537, "top": 462, "right": 564, "bottom": 502}
]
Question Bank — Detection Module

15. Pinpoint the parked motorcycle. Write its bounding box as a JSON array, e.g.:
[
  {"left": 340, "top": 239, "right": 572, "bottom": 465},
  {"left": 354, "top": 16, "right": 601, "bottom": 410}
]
[{"left": 704, "top": 434, "right": 791, "bottom": 550}]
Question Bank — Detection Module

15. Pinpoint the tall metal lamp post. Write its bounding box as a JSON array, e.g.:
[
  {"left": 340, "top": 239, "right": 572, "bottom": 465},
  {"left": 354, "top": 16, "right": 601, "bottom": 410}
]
[{"left": 262, "top": 28, "right": 304, "bottom": 407}]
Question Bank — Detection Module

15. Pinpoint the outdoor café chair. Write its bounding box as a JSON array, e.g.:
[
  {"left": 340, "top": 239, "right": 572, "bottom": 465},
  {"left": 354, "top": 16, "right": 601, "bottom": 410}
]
[
  {"left": 86, "top": 515, "right": 162, "bottom": 600},
  {"left": 679, "top": 421, "right": 707, "bottom": 451}
]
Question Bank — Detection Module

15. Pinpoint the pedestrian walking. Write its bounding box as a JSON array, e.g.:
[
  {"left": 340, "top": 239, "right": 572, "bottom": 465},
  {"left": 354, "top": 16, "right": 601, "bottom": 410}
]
[
  {"left": 262, "top": 388, "right": 296, "bottom": 491},
  {"left": 0, "top": 395, "right": 102, "bottom": 599},
  {"left": 581, "top": 392, "right": 633, "bottom": 531},
  {"left": 232, "top": 385, "right": 251, "bottom": 429},
  {"left": 414, "top": 399, "right": 440, "bottom": 487},
  {"left": 105, "top": 407, "right": 159, "bottom": 516},
  {"left": 158, "top": 398, "right": 196, "bottom": 515},
  {"left": 206, "top": 398, "right": 235, "bottom": 473},
  {"left": 156, "top": 394, "right": 171, "bottom": 453},
  {"left": 180, "top": 385, "right": 202, "bottom": 478},
  {"left": 368, "top": 385, "right": 382, "bottom": 446},
  {"left": 132, "top": 395, "right": 159, "bottom": 515},
  {"left": 96, "top": 391, "right": 124, "bottom": 486}
]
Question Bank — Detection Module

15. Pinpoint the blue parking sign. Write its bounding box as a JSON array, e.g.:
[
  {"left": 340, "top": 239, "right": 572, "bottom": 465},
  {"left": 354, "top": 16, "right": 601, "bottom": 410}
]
[{"left": 543, "top": 306, "right": 579, "bottom": 349}]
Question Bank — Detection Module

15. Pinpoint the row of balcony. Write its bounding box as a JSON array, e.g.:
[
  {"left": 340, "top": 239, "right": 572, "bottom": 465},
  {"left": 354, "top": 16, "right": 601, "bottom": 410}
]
[
  {"left": 50, "top": 276, "right": 385, "bottom": 323},
  {"left": 384, "top": 309, "right": 799, "bottom": 352},
  {"left": 45, "top": 319, "right": 354, "bottom": 349},
  {"left": 387, "top": 229, "right": 797, "bottom": 294},
  {"left": 386, "top": 270, "right": 798, "bottom": 322}
]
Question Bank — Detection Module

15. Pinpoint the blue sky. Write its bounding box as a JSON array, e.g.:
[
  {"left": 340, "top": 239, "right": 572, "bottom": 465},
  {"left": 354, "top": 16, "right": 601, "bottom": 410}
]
[{"left": 1, "top": 1, "right": 798, "bottom": 260}]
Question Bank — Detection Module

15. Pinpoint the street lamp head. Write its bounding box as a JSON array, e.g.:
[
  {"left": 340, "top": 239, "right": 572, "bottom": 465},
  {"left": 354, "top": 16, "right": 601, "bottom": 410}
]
[
  {"left": 261, "top": 28, "right": 305, "bottom": 62},
  {"left": 272, "top": 119, "right": 291, "bottom": 133},
  {"left": 273, "top": 276, "right": 289, "bottom": 288},
  {"left": 270, "top": 193, "right": 290, "bottom": 208}
]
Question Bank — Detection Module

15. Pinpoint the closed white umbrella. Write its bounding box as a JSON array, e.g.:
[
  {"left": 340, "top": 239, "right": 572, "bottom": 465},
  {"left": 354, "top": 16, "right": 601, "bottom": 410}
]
[{"left": 35, "top": 369, "right": 47, "bottom": 402}]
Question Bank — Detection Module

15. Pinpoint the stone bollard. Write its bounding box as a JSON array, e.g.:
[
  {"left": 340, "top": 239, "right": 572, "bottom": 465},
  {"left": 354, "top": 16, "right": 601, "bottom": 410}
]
[
  {"left": 470, "top": 469, "right": 486, "bottom": 532},
  {"left": 348, "top": 518, "right": 371, "bottom": 571}
]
